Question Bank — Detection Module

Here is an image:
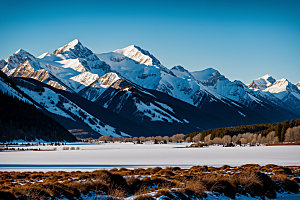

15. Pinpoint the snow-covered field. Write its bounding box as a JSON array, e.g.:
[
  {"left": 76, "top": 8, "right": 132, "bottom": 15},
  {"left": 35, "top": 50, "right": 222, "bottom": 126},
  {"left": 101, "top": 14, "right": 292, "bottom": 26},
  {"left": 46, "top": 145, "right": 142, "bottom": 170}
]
[{"left": 1, "top": 143, "right": 300, "bottom": 171}]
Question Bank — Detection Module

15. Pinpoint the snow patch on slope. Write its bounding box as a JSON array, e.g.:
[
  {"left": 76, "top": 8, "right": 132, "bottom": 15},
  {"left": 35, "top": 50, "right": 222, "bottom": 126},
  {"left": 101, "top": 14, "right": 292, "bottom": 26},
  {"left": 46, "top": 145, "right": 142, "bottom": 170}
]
[
  {"left": 62, "top": 102, "right": 122, "bottom": 137},
  {"left": 0, "top": 77, "right": 31, "bottom": 104},
  {"left": 19, "top": 85, "right": 73, "bottom": 119},
  {"left": 135, "top": 101, "right": 182, "bottom": 123}
]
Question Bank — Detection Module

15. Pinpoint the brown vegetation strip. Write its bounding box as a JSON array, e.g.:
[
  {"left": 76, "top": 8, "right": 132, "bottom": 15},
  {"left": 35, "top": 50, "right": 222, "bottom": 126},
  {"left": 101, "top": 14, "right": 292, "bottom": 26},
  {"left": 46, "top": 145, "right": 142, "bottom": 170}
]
[{"left": 0, "top": 165, "right": 299, "bottom": 199}]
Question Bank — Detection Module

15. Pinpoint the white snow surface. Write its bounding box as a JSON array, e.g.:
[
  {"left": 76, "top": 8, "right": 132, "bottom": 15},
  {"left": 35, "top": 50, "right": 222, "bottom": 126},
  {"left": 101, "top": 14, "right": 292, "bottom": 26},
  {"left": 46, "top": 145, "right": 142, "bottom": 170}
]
[{"left": 1, "top": 143, "right": 300, "bottom": 172}]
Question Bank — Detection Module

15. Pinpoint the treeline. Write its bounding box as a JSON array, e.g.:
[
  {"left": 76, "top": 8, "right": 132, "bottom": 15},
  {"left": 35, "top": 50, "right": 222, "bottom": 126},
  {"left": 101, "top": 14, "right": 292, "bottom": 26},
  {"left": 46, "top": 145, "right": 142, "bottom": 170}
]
[
  {"left": 88, "top": 121, "right": 300, "bottom": 146},
  {"left": 0, "top": 91, "right": 77, "bottom": 142},
  {"left": 186, "top": 119, "right": 300, "bottom": 143},
  {"left": 187, "top": 128, "right": 300, "bottom": 147},
  {"left": 89, "top": 134, "right": 186, "bottom": 144}
]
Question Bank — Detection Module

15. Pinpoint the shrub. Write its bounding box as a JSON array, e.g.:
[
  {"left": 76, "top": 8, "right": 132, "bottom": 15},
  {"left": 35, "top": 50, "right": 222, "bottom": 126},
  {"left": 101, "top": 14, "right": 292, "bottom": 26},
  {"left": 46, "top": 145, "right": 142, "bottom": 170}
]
[
  {"left": 150, "top": 167, "right": 162, "bottom": 174},
  {"left": 233, "top": 171, "right": 276, "bottom": 199},
  {"left": 272, "top": 175, "right": 299, "bottom": 194},
  {"left": 160, "top": 170, "right": 175, "bottom": 177},
  {"left": 185, "top": 178, "right": 206, "bottom": 195},
  {"left": 273, "top": 167, "right": 293, "bottom": 175},
  {"left": 127, "top": 177, "right": 145, "bottom": 195},
  {"left": 198, "top": 174, "right": 218, "bottom": 190},
  {"left": 282, "top": 179, "right": 299, "bottom": 193},
  {"left": 107, "top": 186, "right": 127, "bottom": 198},
  {"left": 210, "top": 180, "right": 236, "bottom": 199}
]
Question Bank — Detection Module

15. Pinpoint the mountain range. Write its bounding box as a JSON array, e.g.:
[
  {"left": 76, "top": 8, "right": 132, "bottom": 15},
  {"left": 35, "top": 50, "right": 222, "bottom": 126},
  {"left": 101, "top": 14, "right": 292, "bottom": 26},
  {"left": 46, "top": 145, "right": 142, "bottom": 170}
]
[{"left": 1, "top": 39, "right": 299, "bottom": 141}]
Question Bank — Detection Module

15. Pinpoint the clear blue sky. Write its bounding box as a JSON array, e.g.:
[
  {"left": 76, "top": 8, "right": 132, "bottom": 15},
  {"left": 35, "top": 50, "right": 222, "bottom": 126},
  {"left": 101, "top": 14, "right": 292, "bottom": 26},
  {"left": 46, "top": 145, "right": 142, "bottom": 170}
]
[{"left": 1, "top": 0, "right": 300, "bottom": 84}]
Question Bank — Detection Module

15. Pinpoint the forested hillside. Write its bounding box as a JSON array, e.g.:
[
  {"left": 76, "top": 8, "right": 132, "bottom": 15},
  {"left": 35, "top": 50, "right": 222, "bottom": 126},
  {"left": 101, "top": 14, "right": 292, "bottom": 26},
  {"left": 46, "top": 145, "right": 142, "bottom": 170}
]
[
  {"left": 0, "top": 91, "right": 78, "bottom": 142},
  {"left": 186, "top": 119, "right": 300, "bottom": 143}
]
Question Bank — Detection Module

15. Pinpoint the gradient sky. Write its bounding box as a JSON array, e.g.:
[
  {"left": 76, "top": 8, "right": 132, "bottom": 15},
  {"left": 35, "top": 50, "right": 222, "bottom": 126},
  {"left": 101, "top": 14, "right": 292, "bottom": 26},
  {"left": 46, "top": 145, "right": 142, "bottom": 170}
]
[{"left": 1, "top": 0, "right": 300, "bottom": 84}]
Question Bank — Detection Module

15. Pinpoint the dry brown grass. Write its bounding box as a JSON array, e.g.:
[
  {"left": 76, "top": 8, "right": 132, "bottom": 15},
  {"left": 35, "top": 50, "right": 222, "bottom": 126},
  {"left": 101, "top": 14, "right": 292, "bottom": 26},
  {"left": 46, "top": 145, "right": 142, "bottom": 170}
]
[
  {"left": 185, "top": 177, "right": 206, "bottom": 194},
  {"left": 0, "top": 165, "right": 299, "bottom": 199}
]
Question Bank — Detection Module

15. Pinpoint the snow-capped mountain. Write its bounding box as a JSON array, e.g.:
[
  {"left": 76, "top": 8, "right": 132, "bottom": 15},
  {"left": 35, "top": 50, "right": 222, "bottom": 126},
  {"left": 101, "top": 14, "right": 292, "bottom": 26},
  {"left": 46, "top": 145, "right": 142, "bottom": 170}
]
[
  {"left": 264, "top": 78, "right": 299, "bottom": 95},
  {"left": 98, "top": 46, "right": 238, "bottom": 110},
  {"left": 191, "top": 68, "right": 263, "bottom": 107},
  {"left": 1, "top": 40, "right": 112, "bottom": 94},
  {"left": 0, "top": 41, "right": 131, "bottom": 138},
  {"left": 264, "top": 79, "right": 300, "bottom": 113},
  {"left": 249, "top": 76, "right": 300, "bottom": 114},
  {"left": 248, "top": 74, "right": 276, "bottom": 90},
  {"left": 0, "top": 39, "right": 299, "bottom": 140},
  {"left": 92, "top": 72, "right": 279, "bottom": 135},
  {"left": 2, "top": 49, "right": 37, "bottom": 73}
]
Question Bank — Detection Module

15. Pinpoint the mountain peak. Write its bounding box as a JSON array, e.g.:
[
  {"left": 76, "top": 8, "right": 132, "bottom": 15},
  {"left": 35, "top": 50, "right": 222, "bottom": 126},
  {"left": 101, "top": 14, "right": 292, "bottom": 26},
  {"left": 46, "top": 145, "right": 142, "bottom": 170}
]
[
  {"left": 121, "top": 44, "right": 146, "bottom": 52},
  {"left": 249, "top": 74, "right": 276, "bottom": 90},
  {"left": 263, "top": 78, "right": 300, "bottom": 94},
  {"left": 54, "top": 39, "right": 82, "bottom": 54},
  {"left": 171, "top": 65, "right": 187, "bottom": 72},
  {"left": 14, "top": 48, "right": 31, "bottom": 55},
  {"left": 69, "top": 39, "right": 80, "bottom": 46},
  {"left": 259, "top": 74, "right": 276, "bottom": 83},
  {"left": 278, "top": 78, "right": 288, "bottom": 82},
  {"left": 125, "top": 44, "right": 138, "bottom": 49},
  {"left": 113, "top": 45, "right": 162, "bottom": 67},
  {"left": 10, "top": 48, "right": 36, "bottom": 61},
  {"left": 38, "top": 52, "right": 50, "bottom": 59},
  {"left": 191, "top": 68, "right": 220, "bottom": 81},
  {"left": 4, "top": 49, "right": 37, "bottom": 70},
  {"left": 170, "top": 65, "right": 195, "bottom": 79},
  {"left": 260, "top": 74, "right": 272, "bottom": 79},
  {"left": 52, "top": 39, "right": 98, "bottom": 61},
  {"left": 64, "top": 39, "right": 82, "bottom": 50}
]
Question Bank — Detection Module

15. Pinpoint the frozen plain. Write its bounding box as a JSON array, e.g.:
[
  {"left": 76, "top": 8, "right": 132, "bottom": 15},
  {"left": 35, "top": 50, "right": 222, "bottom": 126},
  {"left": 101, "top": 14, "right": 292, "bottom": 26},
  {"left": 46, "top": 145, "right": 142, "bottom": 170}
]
[{"left": 1, "top": 143, "right": 300, "bottom": 171}]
